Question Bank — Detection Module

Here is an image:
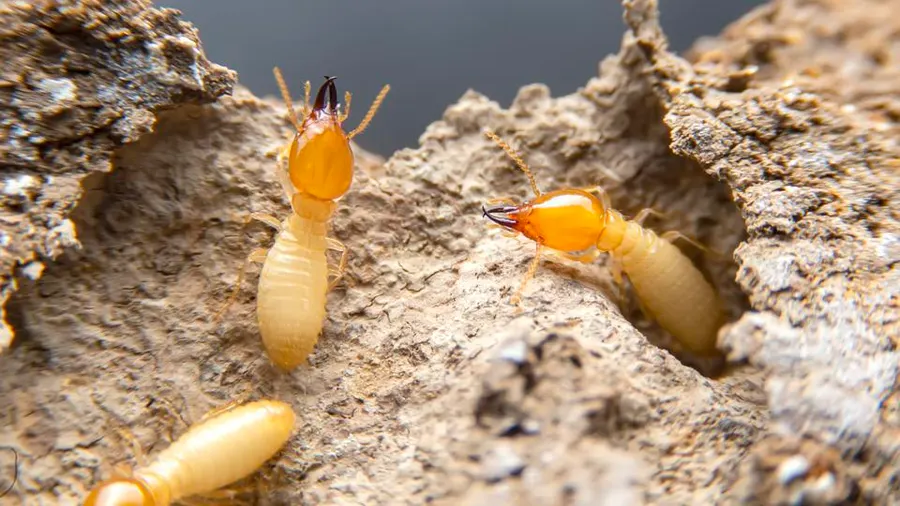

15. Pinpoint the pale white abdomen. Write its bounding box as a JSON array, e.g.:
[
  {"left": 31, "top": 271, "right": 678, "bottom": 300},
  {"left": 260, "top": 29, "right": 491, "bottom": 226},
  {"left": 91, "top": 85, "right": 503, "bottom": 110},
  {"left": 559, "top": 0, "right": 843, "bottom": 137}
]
[
  {"left": 257, "top": 215, "right": 329, "bottom": 370},
  {"left": 614, "top": 223, "right": 725, "bottom": 356},
  {"left": 140, "top": 400, "right": 295, "bottom": 501}
]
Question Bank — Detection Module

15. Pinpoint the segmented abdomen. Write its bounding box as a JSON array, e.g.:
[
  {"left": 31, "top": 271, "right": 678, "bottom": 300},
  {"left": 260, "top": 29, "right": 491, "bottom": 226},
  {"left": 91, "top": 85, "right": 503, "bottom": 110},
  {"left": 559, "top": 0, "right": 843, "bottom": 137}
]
[
  {"left": 614, "top": 223, "right": 725, "bottom": 356},
  {"left": 257, "top": 217, "right": 328, "bottom": 370},
  {"left": 141, "top": 400, "right": 295, "bottom": 500}
]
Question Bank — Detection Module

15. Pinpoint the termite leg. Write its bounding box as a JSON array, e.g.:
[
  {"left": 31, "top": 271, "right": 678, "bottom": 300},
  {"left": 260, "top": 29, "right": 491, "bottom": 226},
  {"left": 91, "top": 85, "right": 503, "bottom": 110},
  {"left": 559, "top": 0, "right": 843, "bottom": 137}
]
[
  {"left": 633, "top": 293, "right": 657, "bottom": 324},
  {"left": 274, "top": 133, "right": 298, "bottom": 200},
  {"left": 195, "top": 395, "right": 255, "bottom": 425},
  {"left": 511, "top": 243, "right": 543, "bottom": 306},
  {"left": 212, "top": 248, "right": 269, "bottom": 324},
  {"left": 276, "top": 132, "right": 294, "bottom": 162},
  {"left": 486, "top": 223, "right": 520, "bottom": 238},
  {"left": 660, "top": 230, "right": 723, "bottom": 258},
  {"left": 148, "top": 396, "right": 191, "bottom": 430},
  {"left": 104, "top": 423, "right": 145, "bottom": 474},
  {"left": 550, "top": 248, "right": 602, "bottom": 264},
  {"left": 249, "top": 213, "right": 282, "bottom": 232},
  {"left": 114, "top": 427, "right": 146, "bottom": 468},
  {"left": 110, "top": 462, "right": 134, "bottom": 482},
  {"left": 181, "top": 489, "right": 256, "bottom": 506},
  {"left": 348, "top": 84, "right": 391, "bottom": 139},
  {"left": 0, "top": 447, "right": 18, "bottom": 501},
  {"left": 633, "top": 208, "right": 668, "bottom": 226},
  {"left": 254, "top": 459, "right": 288, "bottom": 505},
  {"left": 325, "top": 237, "right": 349, "bottom": 290}
]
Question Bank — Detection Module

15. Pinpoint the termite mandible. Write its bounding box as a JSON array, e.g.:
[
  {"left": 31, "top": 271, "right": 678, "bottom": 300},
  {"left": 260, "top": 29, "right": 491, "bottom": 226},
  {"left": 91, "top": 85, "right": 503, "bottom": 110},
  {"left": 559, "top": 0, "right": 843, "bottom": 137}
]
[
  {"left": 84, "top": 399, "right": 296, "bottom": 506},
  {"left": 481, "top": 130, "right": 726, "bottom": 356},
  {"left": 217, "top": 69, "right": 389, "bottom": 370}
]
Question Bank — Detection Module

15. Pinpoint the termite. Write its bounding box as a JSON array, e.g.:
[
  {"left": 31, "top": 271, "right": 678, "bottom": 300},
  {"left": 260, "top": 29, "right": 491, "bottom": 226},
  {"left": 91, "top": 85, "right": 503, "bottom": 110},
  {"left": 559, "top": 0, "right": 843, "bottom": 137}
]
[
  {"left": 217, "top": 69, "right": 389, "bottom": 371},
  {"left": 84, "top": 399, "right": 296, "bottom": 506},
  {"left": 480, "top": 131, "right": 726, "bottom": 356}
]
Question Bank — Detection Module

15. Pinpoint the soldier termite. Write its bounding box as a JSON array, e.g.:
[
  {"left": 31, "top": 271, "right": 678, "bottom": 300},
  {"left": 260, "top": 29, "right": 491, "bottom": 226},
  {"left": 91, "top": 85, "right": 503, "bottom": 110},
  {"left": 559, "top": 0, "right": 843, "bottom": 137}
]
[
  {"left": 217, "top": 69, "right": 389, "bottom": 370},
  {"left": 481, "top": 130, "right": 727, "bottom": 357},
  {"left": 84, "top": 399, "right": 295, "bottom": 506}
]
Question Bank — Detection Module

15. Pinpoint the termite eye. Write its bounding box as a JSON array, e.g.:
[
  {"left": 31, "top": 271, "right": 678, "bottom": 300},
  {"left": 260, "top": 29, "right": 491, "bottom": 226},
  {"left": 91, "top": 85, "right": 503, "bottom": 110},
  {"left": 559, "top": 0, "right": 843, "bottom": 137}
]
[{"left": 84, "top": 479, "right": 155, "bottom": 506}]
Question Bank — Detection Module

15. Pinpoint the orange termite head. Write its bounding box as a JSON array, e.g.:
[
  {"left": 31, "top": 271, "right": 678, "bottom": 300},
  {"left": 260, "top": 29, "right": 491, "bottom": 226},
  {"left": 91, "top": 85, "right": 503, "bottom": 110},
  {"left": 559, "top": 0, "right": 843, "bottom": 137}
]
[
  {"left": 288, "top": 76, "right": 354, "bottom": 201},
  {"left": 84, "top": 477, "right": 157, "bottom": 506},
  {"left": 483, "top": 189, "right": 609, "bottom": 252}
]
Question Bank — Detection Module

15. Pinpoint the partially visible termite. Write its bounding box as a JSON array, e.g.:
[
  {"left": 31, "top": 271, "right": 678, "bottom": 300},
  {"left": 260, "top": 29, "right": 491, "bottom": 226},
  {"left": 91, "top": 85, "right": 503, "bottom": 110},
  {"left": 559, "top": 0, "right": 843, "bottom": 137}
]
[
  {"left": 84, "top": 399, "right": 295, "bottom": 506},
  {"left": 218, "top": 69, "right": 389, "bottom": 370},
  {"left": 480, "top": 130, "right": 726, "bottom": 356},
  {"left": 0, "top": 447, "right": 16, "bottom": 499}
]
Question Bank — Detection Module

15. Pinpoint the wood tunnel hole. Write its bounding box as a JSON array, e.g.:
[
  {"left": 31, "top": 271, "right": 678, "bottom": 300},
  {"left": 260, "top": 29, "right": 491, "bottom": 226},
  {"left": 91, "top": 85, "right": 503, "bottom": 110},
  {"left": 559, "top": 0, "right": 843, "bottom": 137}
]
[{"left": 618, "top": 161, "right": 748, "bottom": 378}]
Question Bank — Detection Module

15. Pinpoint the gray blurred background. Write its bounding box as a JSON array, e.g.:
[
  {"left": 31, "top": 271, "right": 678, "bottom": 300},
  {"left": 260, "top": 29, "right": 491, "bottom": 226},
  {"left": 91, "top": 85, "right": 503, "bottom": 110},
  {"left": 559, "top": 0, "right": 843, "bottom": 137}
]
[{"left": 159, "top": 0, "right": 763, "bottom": 155}]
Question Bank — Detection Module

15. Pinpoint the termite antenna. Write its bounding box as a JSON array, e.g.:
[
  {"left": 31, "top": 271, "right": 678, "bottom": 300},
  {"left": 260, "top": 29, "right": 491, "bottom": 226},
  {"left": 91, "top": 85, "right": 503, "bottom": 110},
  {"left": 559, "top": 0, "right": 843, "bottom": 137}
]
[
  {"left": 303, "top": 80, "right": 311, "bottom": 115},
  {"left": 273, "top": 67, "right": 302, "bottom": 132},
  {"left": 484, "top": 130, "right": 541, "bottom": 197},
  {"left": 341, "top": 91, "right": 352, "bottom": 122},
  {"left": 349, "top": 84, "right": 391, "bottom": 139}
]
